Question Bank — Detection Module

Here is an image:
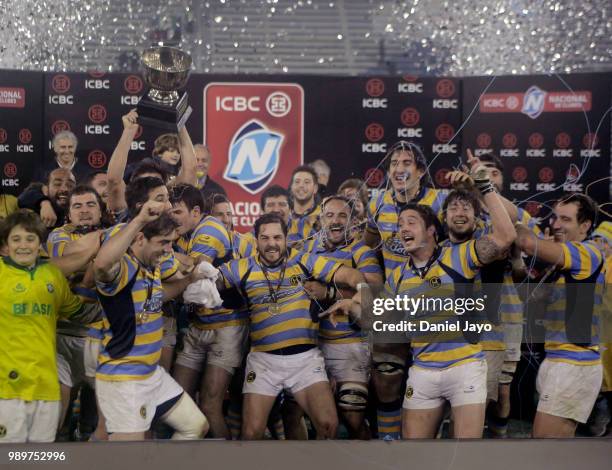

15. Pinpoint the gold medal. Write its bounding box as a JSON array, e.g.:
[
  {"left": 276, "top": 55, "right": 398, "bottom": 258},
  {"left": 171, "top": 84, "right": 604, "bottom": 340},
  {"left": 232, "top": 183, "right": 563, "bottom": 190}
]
[
  {"left": 269, "top": 303, "right": 281, "bottom": 315},
  {"left": 136, "top": 312, "right": 149, "bottom": 324}
]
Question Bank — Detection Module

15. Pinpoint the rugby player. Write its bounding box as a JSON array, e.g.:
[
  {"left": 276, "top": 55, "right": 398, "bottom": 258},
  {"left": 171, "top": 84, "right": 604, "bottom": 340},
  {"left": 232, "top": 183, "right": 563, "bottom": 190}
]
[
  {"left": 217, "top": 213, "right": 367, "bottom": 439},
  {"left": 46, "top": 186, "right": 108, "bottom": 439},
  {"left": 363, "top": 141, "right": 448, "bottom": 440},
  {"left": 515, "top": 193, "right": 605, "bottom": 437},
  {"left": 18, "top": 168, "right": 76, "bottom": 229},
  {"left": 305, "top": 195, "right": 383, "bottom": 438},
  {"left": 170, "top": 184, "right": 245, "bottom": 439},
  {"left": 287, "top": 166, "right": 321, "bottom": 248},
  {"left": 440, "top": 187, "right": 524, "bottom": 437},
  {"left": 93, "top": 200, "right": 208, "bottom": 441},
  {"left": 338, "top": 178, "right": 369, "bottom": 239}
]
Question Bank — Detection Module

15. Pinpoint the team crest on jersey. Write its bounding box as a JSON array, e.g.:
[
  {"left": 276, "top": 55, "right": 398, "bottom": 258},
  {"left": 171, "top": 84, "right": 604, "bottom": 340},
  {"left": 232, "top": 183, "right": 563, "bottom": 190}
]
[
  {"left": 223, "top": 120, "right": 284, "bottom": 194},
  {"left": 521, "top": 86, "right": 546, "bottom": 119},
  {"left": 47, "top": 283, "right": 54, "bottom": 293},
  {"left": 289, "top": 274, "right": 305, "bottom": 286},
  {"left": 384, "top": 236, "right": 407, "bottom": 257},
  {"left": 13, "top": 283, "right": 26, "bottom": 293},
  {"left": 0, "top": 424, "right": 6, "bottom": 438},
  {"left": 405, "top": 385, "right": 414, "bottom": 399},
  {"left": 140, "top": 406, "right": 147, "bottom": 419},
  {"left": 429, "top": 277, "right": 441, "bottom": 289},
  {"left": 246, "top": 371, "right": 256, "bottom": 383}
]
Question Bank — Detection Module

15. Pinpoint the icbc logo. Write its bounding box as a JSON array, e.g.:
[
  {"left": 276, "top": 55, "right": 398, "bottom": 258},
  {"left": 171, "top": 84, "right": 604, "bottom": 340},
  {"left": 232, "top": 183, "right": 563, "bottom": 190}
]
[
  {"left": 88, "top": 105, "right": 107, "bottom": 124},
  {"left": 134, "top": 125, "right": 143, "bottom": 140},
  {"left": 4, "top": 162, "right": 17, "bottom": 178},
  {"left": 512, "top": 166, "right": 528, "bottom": 182},
  {"left": 364, "top": 168, "right": 384, "bottom": 188},
  {"left": 266, "top": 92, "right": 291, "bottom": 117},
  {"left": 582, "top": 133, "right": 598, "bottom": 148},
  {"left": 366, "top": 79, "right": 385, "bottom": 97},
  {"left": 435, "top": 124, "right": 454, "bottom": 143},
  {"left": 476, "top": 133, "right": 491, "bottom": 148},
  {"left": 88, "top": 150, "right": 107, "bottom": 169},
  {"left": 436, "top": 79, "right": 455, "bottom": 98},
  {"left": 525, "top": 201, "right": 540, "bottom": 217},
  {"left": 555, "top": 133, "right": 571, "bottom": 149},
  {"left": 52, "top": 74, "right": 71, "bottom": 94},
  {"left": 51, "top": 120, "right": 71, "bottom": 135},
  {"left": 124, "top": 75, "right": 143, "bottom": 94},
  {"left": 365, "top": 123, "right": 384, "bottom": 142},
  {"left": 538, "top": 167, "right": 554, "bottom": 183},
  {"left": 0, "top": 128, "right": 7, "bottom": 144},
  {"left": 18, "top": 129, "right": 32, "bottom": 144},
  {"left": 88, "top": 70, "right": 105, "bottom": 78},
  {"left": 434, "top": 168, "right": 451, "bottom": 188},
  {"left": 529, "top": 132, "right": 544, "bottom": 149},
  {"left": 502, "top": 133, "right": 517, "bottom": 149},
  {"left": 400, "top": 108, "right": 420, "bottom": 127}
]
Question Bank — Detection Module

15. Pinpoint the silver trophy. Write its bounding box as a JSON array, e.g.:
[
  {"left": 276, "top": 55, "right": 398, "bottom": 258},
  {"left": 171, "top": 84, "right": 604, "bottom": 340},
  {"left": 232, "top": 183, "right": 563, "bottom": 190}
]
[{"left": 137, "top": 46, "right": 193, "bottom": 130}]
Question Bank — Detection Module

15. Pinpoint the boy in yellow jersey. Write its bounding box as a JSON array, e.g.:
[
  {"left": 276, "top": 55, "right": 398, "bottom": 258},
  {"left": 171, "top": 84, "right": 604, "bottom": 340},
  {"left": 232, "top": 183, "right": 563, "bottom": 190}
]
[
  {"left": 516, "top": 193, "right": 605, "bottom": 437},
  {"left": 0, "top": 210, "right": 85, "bottom": 443},
  {"left": 304, "top": 195, "right": 383, "bottom": 439},
  {"left": 364, "top": 141, "right": 448, "bottom": 440},
  {"left": 93, "top": 200, "right": 208, "bottom": 441},
  {"left": 217, "top": 213, "right": 367, "bottom": 439}
]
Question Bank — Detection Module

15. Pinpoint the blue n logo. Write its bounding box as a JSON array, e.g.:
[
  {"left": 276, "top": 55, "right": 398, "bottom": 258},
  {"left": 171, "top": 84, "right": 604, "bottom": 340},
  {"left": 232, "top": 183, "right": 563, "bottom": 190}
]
[{"left": 223, "top": 120, "right": 284, "bottom": 194}]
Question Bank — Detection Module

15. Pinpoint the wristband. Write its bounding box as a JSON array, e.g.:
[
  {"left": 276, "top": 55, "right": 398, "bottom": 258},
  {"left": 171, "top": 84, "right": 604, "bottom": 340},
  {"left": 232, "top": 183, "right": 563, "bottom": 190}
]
[{"left": 472, "top": 166, "right": 496, "bottom": 195}]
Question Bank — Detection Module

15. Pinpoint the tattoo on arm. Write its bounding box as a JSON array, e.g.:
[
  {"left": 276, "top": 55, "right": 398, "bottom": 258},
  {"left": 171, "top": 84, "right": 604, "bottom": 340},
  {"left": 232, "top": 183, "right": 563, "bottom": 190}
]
[{"left": 475, "top": 236, "right": 502, "bottom": 265}]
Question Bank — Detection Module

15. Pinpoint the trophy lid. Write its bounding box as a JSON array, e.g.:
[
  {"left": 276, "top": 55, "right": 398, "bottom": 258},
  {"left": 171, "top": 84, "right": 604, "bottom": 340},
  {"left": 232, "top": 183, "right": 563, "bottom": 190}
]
[{"left": 141, "top": 46, "right": 192, "bottom": 91}]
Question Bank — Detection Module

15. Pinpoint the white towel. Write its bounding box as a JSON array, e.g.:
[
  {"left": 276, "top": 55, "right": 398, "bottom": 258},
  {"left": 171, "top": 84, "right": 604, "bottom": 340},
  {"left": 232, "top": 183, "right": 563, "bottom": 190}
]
[{"left": 182, "top": 261, "right": 223, "bottom": 308}]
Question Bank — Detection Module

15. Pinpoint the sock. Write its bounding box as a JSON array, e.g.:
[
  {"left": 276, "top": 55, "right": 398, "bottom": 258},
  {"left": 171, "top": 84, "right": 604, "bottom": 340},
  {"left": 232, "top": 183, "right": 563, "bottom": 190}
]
[
  {"left": 377, "top": 399, "right": 402, "bottom": 440},
  {"left": 226, "top": 402, "right": 242, "bottom": 440}
]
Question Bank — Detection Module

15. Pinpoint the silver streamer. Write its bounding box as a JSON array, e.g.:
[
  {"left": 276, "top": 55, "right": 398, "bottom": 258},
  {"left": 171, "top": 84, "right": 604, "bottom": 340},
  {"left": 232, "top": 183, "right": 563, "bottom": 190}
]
[{"left": 0, "top": 0, "right": 610, "bottom": 75}]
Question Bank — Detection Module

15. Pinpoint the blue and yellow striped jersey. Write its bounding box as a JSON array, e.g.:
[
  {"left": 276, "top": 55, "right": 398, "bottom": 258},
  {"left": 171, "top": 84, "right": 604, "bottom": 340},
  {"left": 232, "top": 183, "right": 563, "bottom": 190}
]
[
  {"left": 219, "top": 250, "right": 343, "bottom": 352},
  {"left": 544, "top": 240, "right": 604, "bottom": 365},
  {"left": 92, "top": 223, "right": 179, "bottom": 355},
  {"left": 231, "top": 230, "right": 257, "bottom": 259},
  {"left": 176, "top": 217, "right": 247, "bottom": 330},
  {"left": 366, "top": 187, "right": 448, "bottom": 278},
  {"left": 287, "top": 205, "right": 321, "bottom": 247},
  {"left": 103, "top": 223, "right": 179, "bottom": 280},
  {"left": 385, "top": 240, "right": 484, "bottom": 369},
  {"left": 304, "top": 236, "right": 382, "bottom": 343},
  {"left": 0, "top": 257, "right": 82, "bottom": 401},
  {"left": 175, "top": 216, "right": 232, "bottom": 265},
  {"left": 440, "top": 239, "right": 523, "bottom": 352},
  {"left": 95, "top": 252, "right": 165, "bottom": 381},
  {"left": 192, "top": 229, "right": 256, "bottom": 330}
]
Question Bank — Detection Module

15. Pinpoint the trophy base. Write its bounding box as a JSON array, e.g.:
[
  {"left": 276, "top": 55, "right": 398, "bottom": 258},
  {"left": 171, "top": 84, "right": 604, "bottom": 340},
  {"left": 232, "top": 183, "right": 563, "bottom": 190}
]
[{"left": 137, "top": 89, "right": 192, "bottom": 131}]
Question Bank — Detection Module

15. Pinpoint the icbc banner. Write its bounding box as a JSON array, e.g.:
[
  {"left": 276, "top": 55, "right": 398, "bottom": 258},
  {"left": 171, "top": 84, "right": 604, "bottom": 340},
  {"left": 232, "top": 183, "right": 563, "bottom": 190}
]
[{"left": 204, "top": 82, "right": 304, "bottom": 231}]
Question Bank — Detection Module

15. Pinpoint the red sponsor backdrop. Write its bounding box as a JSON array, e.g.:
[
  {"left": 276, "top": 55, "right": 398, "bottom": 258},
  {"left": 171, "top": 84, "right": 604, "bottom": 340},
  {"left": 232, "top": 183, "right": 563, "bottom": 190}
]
[
  {"left": 0, "top": 70, "right": 42, "bottom": 194},
  {"left": 0, "top": 70, "right": 609, "bottom": 228}
]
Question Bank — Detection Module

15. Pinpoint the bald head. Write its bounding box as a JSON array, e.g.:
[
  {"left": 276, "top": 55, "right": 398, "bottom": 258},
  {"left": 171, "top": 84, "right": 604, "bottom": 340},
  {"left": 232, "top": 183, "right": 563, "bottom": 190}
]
[{"left": 47, "top": 168, "right": 76, "bottom": 208}]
